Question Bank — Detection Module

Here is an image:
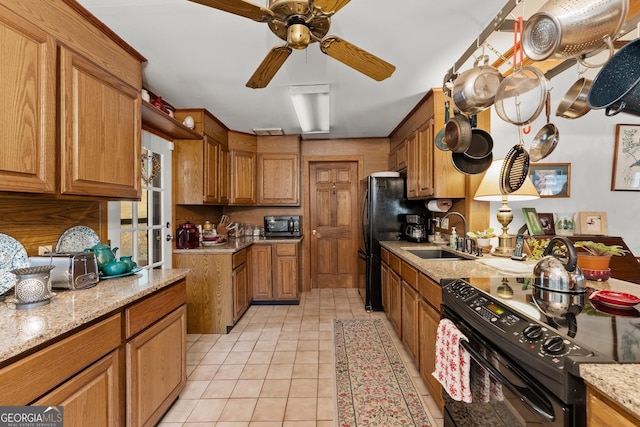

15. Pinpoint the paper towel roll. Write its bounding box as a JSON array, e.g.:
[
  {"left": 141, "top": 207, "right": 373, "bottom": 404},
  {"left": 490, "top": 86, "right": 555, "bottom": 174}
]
[{"left": 426, "top": 199, "right": 452, "bottom": 212}]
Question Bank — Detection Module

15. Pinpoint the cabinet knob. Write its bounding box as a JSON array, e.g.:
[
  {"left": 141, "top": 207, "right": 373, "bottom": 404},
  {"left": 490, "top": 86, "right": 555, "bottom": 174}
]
[{"left": 312, "top": 230, "right": 317, "bottom": 236}]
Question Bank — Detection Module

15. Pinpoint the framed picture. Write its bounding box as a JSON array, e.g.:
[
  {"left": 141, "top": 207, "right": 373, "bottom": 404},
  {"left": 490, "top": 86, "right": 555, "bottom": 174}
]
[
  {"left": 522, "top": 207, "right": 545, "bottom": 236},
  {"left": 576, "top": 212, "right": 608, "bottom": 236},
  {"left": 537, "top": 213, "right": 555, "bottom": 235},
  {"left": 528, "top": 163, "right": 571, "bottom": 197},
  {"left": 612, "top": 124, "right": 640, "bottom": 191}
]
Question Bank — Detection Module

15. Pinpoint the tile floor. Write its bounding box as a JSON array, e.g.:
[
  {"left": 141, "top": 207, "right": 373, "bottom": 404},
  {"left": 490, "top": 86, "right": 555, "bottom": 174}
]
[{"left": 158, "top": 288, "right": 444, "bottom": 426}]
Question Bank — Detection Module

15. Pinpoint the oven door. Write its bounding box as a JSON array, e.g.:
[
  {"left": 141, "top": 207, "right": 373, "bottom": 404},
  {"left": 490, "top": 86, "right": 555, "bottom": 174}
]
[{"left": 441, "top": 306, "right": 581, "bottom": 427}]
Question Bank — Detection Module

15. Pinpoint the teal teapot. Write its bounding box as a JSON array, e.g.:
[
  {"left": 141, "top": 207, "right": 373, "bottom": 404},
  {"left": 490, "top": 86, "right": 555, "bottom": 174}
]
[{"left": 85, "top": 243, "right": 118, "bottom": 273}]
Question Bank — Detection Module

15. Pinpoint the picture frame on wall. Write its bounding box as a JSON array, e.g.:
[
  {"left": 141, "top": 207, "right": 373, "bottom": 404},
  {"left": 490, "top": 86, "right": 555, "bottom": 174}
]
[
  {"left": 576, "top": 212, "right": 608, "bottom": 236},
  {"left": 522, "top": 208, "right": 545, "bottom": 236},
  {"left": 528, "top": 163, "right": 571, "bottom": 197},
  {"left": 612, "top": 124, "right": 640, "bottom": 191},
  {"left": 537, "top": 213, "right": 556, "bottom": 235}
]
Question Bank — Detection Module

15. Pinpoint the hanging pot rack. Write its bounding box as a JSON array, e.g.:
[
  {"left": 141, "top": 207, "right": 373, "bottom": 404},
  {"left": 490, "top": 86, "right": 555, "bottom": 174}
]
[{"left": 443, "top": 0, "right": 640, "bottom": 94}]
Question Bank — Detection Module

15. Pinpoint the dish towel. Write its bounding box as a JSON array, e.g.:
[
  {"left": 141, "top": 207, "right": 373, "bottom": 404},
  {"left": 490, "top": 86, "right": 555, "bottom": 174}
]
[{"left": 432, "top": 318, "right": 472, "bottom": 403}]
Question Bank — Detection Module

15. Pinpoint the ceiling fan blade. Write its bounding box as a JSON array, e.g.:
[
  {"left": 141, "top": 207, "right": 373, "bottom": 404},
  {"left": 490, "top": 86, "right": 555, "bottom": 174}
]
[
  {"left": 188, "top": 0, "right": 273, "bottom": 22},
  {"left": 313, "top": 0, "right": 351, "bottom": 15},
  {"left": 246, "top": 45, "right": 292, "bottom": 89},
  {"left": 320, "top": 36, "right": 395, "bottom": 81}
]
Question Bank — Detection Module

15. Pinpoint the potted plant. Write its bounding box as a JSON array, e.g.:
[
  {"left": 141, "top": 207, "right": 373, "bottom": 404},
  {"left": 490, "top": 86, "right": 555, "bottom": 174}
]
[
  {"left": 467, "top": 228, "right": 496, "bottom": 248},
  {"left": 573, "top": 241, "right": 629, "bottom": 270}
]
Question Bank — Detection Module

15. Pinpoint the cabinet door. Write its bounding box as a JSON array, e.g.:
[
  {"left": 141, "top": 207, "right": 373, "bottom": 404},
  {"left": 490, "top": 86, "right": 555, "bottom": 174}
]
[
  {"left": 203, "top": 135, "right": 220, "bottom": 203},
  {"left": 0, "top": 8, "right": 56, "bottom": 193},
  {"left": 258, "top": 153, "right": 299, "bottom": 205},
  {"left": 230, "top": 149, "right": 256, "bottom": 205},
  {"left": 59, "top": 47, "right": 141, "bottom": 198},
  {"left": 416, "top": 120, "right": 435, "bottom": 197},
  {"left": 406, "top": 131, "right": 419, "bottom": 198},
  {"left": 401, "top": 281, "right": 419, "bottom": 365},
  {"left": 388, "top": 268, "right": 402, "bottom": 336},
  {"left": 418, "top": 298, "right": 444, "bottom": 411},
  {"left": 395, "top": 140, "right": 408, "bottom": 170},
  {"left": 127, "top": 305, "right": 187, "bottom": 427},
  {"left": 233, "top": 261, "right": 249, "bottom": 322},
  {"left": 251, "top": 245, "right": 273, "bottom": 300},
  {"left": 587, "top": 387, "right": 640, "bottom": 427},
  {"left": 173, "top": 139, "right": 205, "bottom": 204},
  {"left": 381, "top": 261, "right": 389, "bottom": 312},
  {"left": 218, "top": 143, "right": 230, "bottom": 204},
  {"left": 274, "top": 243, "right": 298, "bottom": 300},
  {"left": 34, "top": 351, "right": 120, "bottom": 427}
]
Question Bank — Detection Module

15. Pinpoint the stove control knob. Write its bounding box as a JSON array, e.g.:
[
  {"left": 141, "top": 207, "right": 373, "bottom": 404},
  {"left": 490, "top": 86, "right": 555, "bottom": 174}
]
[
  {"left": 523, "top": 324, "right": 543, "bottom": 340},
  {"left": 543, "top": 336, "right": 566, "bottom": 355}
]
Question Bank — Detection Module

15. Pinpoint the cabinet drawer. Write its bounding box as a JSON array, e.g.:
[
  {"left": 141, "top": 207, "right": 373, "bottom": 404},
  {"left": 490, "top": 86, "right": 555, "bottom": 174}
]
[
  {"left": 419, "top": 273, "right": 441, "bottom": 310},
  {"left": 389, "top": 253, "right": 401, "bottom": 273},
  {"left": 233, "top": 249, "right": 247, "bottom": 268},
  {"left": 126, "top": 280, "right": 187, "bottom": 338},
  {"left": 0, "top": 314, "right": 121, "bottom": 405},
  {"left": 401, "top": 261, "right": 418, "bottom": 289},
  {"left": 381, "top": 248, "right": 389, "bottom": 264},
  {"left": 275, "top": 243, "right": 297, "bottom": 256}
]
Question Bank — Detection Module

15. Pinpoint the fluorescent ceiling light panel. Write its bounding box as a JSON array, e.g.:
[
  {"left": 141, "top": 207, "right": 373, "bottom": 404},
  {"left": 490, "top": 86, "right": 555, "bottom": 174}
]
[
  {"left": 252, "top": 128, "right": 284, "bottom": 136},
  {"left": 289, "top": 84, "right": 330, "bottom": 134}
]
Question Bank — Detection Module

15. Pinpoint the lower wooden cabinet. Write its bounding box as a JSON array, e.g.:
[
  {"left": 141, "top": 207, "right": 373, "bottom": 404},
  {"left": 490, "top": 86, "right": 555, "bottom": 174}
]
[
  {"left": 0, "top": 278, "right": 187, "bottom": 427},
  {"left": 388, "top": 266, "right": 402, "bottom": 336},
  {"left": 381, "top": 261, "right": 390, "bottom": 312},
  {"left": 418, "top": 297, "right": 444, "bottom": 411},
  {"left": 127, "top": 305, "right": 187, "bottom": 427},
  {"left": 233, "top": 249, "right": 250, "bottom": 322},
  {"left": 252, "top": 242, "right": 300, "bottom": 302},
  {"left": 34, "top": 349, "right": 120, "bottom": 427},
  {"left": 401, "top": 280, "right": 419, "bottom": 365},
  {"left": 587, "top": 386, "right": 640, "bottom": 427}
]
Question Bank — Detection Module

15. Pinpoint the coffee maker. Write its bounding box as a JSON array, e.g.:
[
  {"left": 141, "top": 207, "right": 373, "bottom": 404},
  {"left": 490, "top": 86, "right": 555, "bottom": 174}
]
[{"left": 402, "top": 214, "right": 428, "bottom": 242}]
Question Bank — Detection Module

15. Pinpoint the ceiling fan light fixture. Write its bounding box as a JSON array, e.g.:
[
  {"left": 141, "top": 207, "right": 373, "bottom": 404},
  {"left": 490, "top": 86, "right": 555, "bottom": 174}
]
[
  {"left": 290, "top": 84, "right": 330, "bottom": 134},
  {"left": 287, "top": 23, "right": 311, "bottom": 49}
]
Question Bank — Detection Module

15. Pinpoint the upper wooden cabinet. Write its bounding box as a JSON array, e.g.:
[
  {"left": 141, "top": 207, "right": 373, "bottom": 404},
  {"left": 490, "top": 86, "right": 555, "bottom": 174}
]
[
  {"left": 173, "top": 109, "right": 229, "bottom": 205},
  {"left": 0, "top": 7, "right": 56, "bottom": 193},
  {"left": 0, "top": 0, "right": 145, "bottom": 198},
  {"left": 257, "top": 135, "right": 300, "bottom": 206},
  {"left": 59, "top": 47, "right": 141, "bottom": 198},
  {"left": 406, "top": 121, "right": 435, "bottom": 199},
  {"left": 228, "top": 131, "right": 257, "bottom": 205}
]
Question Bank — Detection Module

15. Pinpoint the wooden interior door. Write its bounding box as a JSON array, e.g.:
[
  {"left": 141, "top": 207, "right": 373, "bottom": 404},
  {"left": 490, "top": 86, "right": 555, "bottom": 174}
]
[{"left": 309, "top": 161, "right": 359, "bottom": 288}]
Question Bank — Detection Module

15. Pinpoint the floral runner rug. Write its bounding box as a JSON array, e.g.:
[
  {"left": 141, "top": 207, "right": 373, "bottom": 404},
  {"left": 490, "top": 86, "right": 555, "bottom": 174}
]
[{"left": 334, "top": 318, "right": 433, "bottom": 427}]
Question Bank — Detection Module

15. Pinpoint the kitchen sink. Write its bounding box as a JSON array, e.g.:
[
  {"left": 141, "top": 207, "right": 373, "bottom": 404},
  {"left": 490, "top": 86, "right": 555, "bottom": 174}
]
[{"left": 405, "top": 249, "right": 472, "bottom": 260}]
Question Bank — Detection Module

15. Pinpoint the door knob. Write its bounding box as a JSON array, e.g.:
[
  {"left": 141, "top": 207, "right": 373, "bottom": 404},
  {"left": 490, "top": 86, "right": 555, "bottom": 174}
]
[{"left": 166, "top": 234, "right": 174, "bottom": 241}]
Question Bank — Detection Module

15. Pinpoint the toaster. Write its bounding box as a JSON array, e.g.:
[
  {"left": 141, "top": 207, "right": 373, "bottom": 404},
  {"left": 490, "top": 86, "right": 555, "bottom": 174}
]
[{"left": 29, "top": 252, "right": 100, "bottom": 290}]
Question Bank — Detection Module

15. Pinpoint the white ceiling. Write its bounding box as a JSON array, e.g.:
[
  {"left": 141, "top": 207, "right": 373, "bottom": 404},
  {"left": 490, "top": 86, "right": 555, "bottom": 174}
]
[{"left": 77, "top": 0, "right": 538, "bottom": 139}]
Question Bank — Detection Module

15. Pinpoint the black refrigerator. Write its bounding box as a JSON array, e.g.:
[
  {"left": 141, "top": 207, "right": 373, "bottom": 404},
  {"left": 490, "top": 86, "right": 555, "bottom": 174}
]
[{"left": 358, "top": 176, "right": 428, "bottom": 311}]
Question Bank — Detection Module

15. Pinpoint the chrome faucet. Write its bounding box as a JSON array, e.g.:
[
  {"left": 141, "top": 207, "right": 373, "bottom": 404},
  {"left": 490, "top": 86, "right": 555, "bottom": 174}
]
[{"left": 442, "top": 211, "right": 467, "bottom": 249}]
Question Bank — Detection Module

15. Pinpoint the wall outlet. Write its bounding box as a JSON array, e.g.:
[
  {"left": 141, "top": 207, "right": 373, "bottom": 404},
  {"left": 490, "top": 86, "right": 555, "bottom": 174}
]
[
  {"left": 441, "top": 218, "right": 449, "bottom": 229},
  {"left": 38, "top": 245, "right": 52, "bottom": 255}
]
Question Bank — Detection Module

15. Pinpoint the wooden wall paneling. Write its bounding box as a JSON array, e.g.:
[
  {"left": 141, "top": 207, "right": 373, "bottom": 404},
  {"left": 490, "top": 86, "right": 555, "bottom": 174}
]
[{"left": 0, "top": 196, "right": 106, "bottom": 255}]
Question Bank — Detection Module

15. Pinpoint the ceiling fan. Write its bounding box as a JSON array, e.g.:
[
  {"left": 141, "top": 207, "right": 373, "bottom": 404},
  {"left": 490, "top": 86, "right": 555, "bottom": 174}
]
[{"left": 189, "top": 0, "right": 396, "bottom": 88}]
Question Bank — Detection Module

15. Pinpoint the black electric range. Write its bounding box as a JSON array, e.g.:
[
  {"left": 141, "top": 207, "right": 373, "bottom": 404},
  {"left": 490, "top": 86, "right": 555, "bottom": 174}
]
[{"left": 441, "top": 276, "right": 640, "bottom": 413}]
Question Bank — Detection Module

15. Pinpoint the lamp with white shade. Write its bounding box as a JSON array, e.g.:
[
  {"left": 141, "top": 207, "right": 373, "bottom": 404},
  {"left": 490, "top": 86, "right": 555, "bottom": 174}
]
[{"left": 473, "top": 159, "right": 540, "bottom": 257}]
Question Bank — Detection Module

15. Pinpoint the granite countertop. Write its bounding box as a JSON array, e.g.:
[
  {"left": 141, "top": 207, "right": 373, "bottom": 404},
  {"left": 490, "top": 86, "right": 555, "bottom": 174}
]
[
  {"left": 0, "top": 268, "right": 189, "bottom": 364},
  {"left": 174, "top": 236, "right": 304, "bottom": 254},
  {"left": 381, "top": 240, "right": 640, "bottom": 421}
]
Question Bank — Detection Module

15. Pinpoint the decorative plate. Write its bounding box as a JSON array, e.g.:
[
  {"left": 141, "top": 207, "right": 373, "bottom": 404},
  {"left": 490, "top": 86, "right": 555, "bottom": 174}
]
[
  {"left": 590, "top": 290, "right": 640, "bottom": 308},
  {"left": 0, "top": 233, "right": 30, "bottom": 295},
  {"left": 56, "top": 226, "right": 100, "bottom": 253}
]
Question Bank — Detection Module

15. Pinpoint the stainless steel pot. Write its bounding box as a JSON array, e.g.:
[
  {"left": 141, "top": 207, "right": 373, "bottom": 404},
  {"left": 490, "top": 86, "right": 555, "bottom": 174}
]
[
  {"left": 556, "top": 77, "right": 592, "bottom": 119},
  {"left": 533, "top": 236, "right": 586, "bottom": 293},
  {"left": 522, "top": 0, "right": 628, "bottom": 63},
  {"left": 452, "top": 55, "right": 503, "bottom": 114},
  {"left": 588, "top": 36, "right": 640, "bottom": 117}
]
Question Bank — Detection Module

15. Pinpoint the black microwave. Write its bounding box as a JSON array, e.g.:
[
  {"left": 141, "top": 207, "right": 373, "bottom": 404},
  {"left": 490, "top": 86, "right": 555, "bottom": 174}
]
[{"left": 264, "top": 215, "right": 302, "bottom": 237}]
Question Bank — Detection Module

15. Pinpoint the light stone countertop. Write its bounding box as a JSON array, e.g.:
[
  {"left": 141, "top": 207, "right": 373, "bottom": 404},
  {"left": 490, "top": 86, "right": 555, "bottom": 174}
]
[
  {"left": 173, "top": 236, "right": 303, "bottom": 255},
  {"left": 381, "top": 240, "right": 640, "bottom": 421},
  {"left": 0, "top": 268, "right": 189, "bottom": 364}
]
